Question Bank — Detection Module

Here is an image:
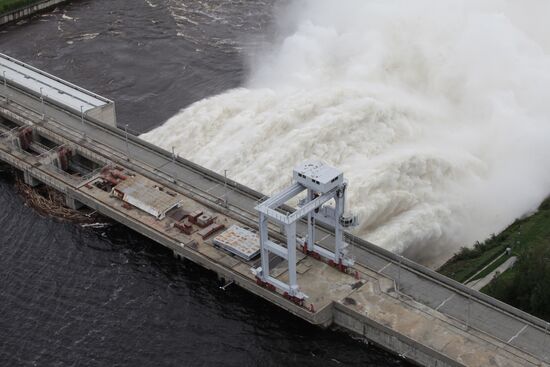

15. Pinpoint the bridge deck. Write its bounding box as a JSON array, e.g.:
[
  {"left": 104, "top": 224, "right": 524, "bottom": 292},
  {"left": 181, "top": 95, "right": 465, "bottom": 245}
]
[{"left": 0, "top": 82, "right": 549, "bottom": 367}]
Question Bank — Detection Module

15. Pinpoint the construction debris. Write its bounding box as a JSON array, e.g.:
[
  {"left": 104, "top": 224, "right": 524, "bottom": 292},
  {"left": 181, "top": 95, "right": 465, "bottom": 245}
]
[{"left": 197, "top": 223, "right": 225, "bottom": 240}]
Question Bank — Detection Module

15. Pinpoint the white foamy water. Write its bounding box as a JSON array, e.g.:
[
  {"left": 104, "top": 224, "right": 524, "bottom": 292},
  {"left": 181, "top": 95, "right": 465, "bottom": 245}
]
[{"left": 142, "top": 0, "right": 550, "bottom": 266}]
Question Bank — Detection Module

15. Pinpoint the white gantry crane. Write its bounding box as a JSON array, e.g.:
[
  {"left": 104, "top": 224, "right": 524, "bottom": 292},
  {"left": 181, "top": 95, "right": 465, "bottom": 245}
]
[{"left": 253, "top": 160, "right": 357, "bottom": 300}]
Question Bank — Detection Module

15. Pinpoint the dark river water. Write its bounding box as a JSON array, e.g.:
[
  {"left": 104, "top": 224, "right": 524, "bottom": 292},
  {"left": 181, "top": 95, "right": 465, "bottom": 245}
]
[{"left": 0, "top": 1, "right": 408, "bottom": 366}]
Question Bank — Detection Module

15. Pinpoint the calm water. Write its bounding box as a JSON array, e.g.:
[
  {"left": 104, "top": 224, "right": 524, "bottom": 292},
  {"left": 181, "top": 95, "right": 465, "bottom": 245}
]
[{"left": 0, "top": 1, "right": 407, "bottom": 366}]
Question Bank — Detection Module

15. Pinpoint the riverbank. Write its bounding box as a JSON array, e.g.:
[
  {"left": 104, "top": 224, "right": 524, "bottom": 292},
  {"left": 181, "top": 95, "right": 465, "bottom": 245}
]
[
  {"left": 0, "top": 0, "right": 38, "bottom": 14},
  {"left": 0, "top": 0, "right": 69, "bottom": 26},
  {"left": 438, "top": 197, "right": 550, "bottom": 322}
]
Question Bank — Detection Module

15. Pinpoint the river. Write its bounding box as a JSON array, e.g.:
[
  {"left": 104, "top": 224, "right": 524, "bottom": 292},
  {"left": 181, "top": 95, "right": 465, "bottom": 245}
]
[{"left": 0, "top": 1, "right": 407, "bottom": 366}]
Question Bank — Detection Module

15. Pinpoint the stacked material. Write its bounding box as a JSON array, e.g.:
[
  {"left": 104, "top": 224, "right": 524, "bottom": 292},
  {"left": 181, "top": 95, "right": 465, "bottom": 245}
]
[
  {"left": 167, "top": 207, "right": 189, "bottom": 222},
  {"left": 196, "top": 213, "right": 214, "bottom": 227},
  {"left": 197, "top": 223, "right": 225, "bottom": 240},
  {"left": 213, "top": 225, "right": 261, "bottom": 261},
  {"left": 112, "top": 175, "right": 182, "bottom": 219},
  {"left": 174, "top": 220, "right": 193, "bottom": 235}
]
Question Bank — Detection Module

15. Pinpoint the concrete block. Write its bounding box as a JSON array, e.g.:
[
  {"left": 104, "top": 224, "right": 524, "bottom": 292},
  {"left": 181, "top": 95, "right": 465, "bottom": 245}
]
[{"left": 65, "top": 195, "right": 83, "bottom": 210}]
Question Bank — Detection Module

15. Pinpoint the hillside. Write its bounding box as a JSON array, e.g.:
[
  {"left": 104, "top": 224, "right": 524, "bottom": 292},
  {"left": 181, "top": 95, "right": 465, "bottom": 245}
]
[
  {"left": 438, "top": 197, "right": 550, "bottom": 322},
  {"left": 0, "top": 0, "right": 42, "bottom": 14}
]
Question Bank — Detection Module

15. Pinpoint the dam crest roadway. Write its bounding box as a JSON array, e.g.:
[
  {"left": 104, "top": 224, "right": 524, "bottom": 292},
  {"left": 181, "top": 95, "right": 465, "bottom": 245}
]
[{"left": 0, "top": 53, "right": 549, "bottom": 367}]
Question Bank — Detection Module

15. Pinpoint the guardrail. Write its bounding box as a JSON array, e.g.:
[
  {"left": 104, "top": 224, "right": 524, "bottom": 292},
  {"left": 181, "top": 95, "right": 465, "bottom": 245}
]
[
  {"left": 2, "top": 80, "right": 550, "bottom": 339},
  {"left": 113, "top": 105, "right": 550, "bottom": 336}
]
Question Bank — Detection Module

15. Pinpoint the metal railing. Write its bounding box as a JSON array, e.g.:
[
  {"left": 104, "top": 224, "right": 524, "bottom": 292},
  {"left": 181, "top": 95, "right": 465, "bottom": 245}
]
[
  {"left": 79, "top": 165, "right": 105, "bottom": 184},
  {"left": 2, "top": 80, "right": 549, "bottom": 363}
]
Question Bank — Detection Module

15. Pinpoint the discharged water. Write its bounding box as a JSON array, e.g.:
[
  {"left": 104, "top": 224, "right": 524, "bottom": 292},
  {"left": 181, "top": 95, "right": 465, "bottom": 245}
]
[
  {"left": 0, "top": 0, "right": 407, "bottom": 366},
  {"left": 143, "top": 0, "right": 550, "bottom": 267}
]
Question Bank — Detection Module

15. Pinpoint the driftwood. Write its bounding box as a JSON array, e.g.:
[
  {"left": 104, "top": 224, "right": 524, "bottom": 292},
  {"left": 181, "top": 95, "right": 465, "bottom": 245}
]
[{"left": 15, "top": 175, "right": 99, "bottom": 223}]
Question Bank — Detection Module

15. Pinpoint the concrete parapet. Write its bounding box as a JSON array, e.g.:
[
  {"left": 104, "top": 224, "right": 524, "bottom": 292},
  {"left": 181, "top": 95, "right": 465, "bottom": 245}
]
[
  {"left": 1, "top": 90, "right": 549, "bottom": 367},
  {"left": 332, "top": 277, "right": 547, "bottom": 367},
  {"left": 333, "top": 302, "right": 461, "bottom": 367}
]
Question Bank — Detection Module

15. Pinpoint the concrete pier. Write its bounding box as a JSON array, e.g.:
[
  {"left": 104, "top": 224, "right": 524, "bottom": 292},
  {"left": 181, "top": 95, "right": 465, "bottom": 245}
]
[
  {"left": 23, "top": 169, "right": 39, "bottom": 186},
  {"left": 64, "top": 194, "right": 82, "bottom": 210},
  {"left": 0, "top": 56, "right": 549, "bottom": 367}
]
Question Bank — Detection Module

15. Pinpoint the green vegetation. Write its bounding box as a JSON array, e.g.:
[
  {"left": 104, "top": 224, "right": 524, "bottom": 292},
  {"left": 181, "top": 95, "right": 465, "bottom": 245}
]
[
  {"left": 438, "top": 197, "right": 550, "bottom": 322},
  {"left": 0, "top": 0, "right": 42, "bottom": 14},
  {"left": 438, "top": 233, "right": 512, "bottom": 283},
  {"left": 484, "top": 245, "right": 550, "bottom": 321},
  {"left": 469, "top": 251, "right": 511, "bottom": 282}
]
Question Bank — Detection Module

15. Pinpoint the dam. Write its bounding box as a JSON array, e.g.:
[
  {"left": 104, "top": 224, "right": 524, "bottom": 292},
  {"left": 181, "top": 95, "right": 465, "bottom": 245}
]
[{"left": 0, "top": 53, "right": 549, "bottom": 367}]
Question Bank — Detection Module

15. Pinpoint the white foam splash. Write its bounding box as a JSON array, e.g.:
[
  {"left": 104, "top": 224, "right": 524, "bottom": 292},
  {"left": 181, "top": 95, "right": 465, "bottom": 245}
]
[{"left": 142, "top": 0, "right": 550, "bottom": 266}]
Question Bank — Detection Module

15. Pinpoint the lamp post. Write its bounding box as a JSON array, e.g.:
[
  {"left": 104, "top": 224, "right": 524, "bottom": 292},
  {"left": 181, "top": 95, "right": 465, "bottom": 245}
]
[
  {"left": 397, "top": 255, "right": 402, "bottom": 294},
  {"left": 3, "top": 71, "right": 8, "bottom": 104},
  {"left": 467, "top": 294, "right": 472, "bottom": 330},
  {"left": 545, "top": 323, "right": 549, "bottom": 351},
  {"left": 125, "top": 124, "right": 130, "bottom": 160},
  {"left": 80, "top": 105, "right": 86, "bottom": 139},
  {"left": 172, "top": 146, "right": 177, "bottom": 182},
  {"left": 223, "top": 169, "right": 228, "bottom": 207},
  {"left": 40, "top": 87, "right": 45, "bottom": 120}
]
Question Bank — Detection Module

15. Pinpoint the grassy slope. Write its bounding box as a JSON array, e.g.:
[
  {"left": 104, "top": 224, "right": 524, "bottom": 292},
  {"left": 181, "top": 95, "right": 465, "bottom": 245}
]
[
  {"left": 438, "top": 229, "right": 516, "bottom": 284},
  {"left": 0, "top": 0, "right": 42, "bottom": 14},
  {"left": 438, "top": 197, "right": 550, "bottom": 321},
  {"left": 470, "top": 252, "right": 512, "bottom": 282},
  {"left": 439, "top": 244, "right": 502, "bottom": 283}
]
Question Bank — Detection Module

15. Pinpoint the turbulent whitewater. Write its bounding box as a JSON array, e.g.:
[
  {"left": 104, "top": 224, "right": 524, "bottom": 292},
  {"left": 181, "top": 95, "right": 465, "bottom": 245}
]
[{"left": 142, "top": 0, "right": 550, "bottom": 266}]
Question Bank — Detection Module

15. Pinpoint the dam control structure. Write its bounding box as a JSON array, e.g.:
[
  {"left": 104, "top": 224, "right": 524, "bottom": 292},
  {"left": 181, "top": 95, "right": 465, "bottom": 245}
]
[
  {"left": 254, "top": 160, "right": 357, "bottom": 301},
  {"left": 0, "top": 53, "right": 549, "bottom": 367}
]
